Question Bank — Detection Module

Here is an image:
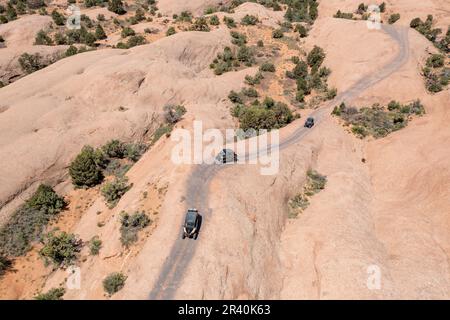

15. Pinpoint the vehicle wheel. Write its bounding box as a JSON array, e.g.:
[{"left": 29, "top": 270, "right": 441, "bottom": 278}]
[
  {"left": 182, "top": 233, "right": 186, "bottom": 239},
  {"left": 193, "top": 233, "right": 198, "bottom": 240}
]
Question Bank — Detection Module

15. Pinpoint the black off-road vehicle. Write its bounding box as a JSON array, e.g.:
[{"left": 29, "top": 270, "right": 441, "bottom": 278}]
[
  {"left": 304, "top": 117, "right": 315, "bottom": 128},
  {"left": 182, "top": 209, "right": 201, "bottom": 239},
  {"left": 215, "top": 148, "right": 238, "bottom": 164}
]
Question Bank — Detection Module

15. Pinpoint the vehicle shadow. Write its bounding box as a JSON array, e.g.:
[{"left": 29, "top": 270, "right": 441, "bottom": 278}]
[{"left": 194, "top": 214, "right": 203, "bottom": 240}]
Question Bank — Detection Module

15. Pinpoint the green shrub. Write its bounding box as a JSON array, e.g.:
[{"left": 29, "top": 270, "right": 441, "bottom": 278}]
[
  {"left": 51, "top": 10, "right": 65, "bottom": 26},
  {"left": 108, "top": 0, "right": 126, "bottom": 15},
  {"left": 230, "top": 31, "right": 247, "bottom": 46},
  {"left": 245, "top": 72, "right": 264, "bottom": 85},
  {"left": 166, "top": 27, "right": 176, "bottom": 36},
  {"left": 241, "top": 87, "right": 258, "bottom": 97},
  {"left": 35, "top": 30, "right": 53, "bottom": 45},
  {"left": 34, "top": 288, "right": 65, "bottom": 300},
  {"left": 119, "top": 211, "right": 151, "bottom": 246},
  {"left": 257, "top": 40, "right": 264, "bottom": 47},
  {"left": 228, "top": 90, "right": 243, "bottom": 103},
  {"left": 223, "top": 16, "right": 236, "bottom": 28},
  {"left": 176, "top": 11, "right": 192, "bottom": 23},
  {"left": 89, "top": 236, "right": 102, "bottom": 255},
  {"left": 333, "top": 10, "right": 353, "bottom": 20},
  {"left": 101, "top": 177, "right": 131, "bottom": 208},
  {"left": 163, "top": 105, "right": 186, "bottom": 124},
  {"left": 121, "top": 27, "right": 135, "bottom": 38},
  {"left": 102, "top": 140, "right": 126, "bottom": 158},
  {"left": 272, "top": 29, "right": 283, "bottom": 38},
  {"left": 0, "top": 185, "right": 66, "bottom": 257},
  {"left": 260, "top": 62, "right": 275, "bottom": 72},
  {"left": 85, "top": 0, "right": 104, "bottom": 8},
  {"left": 124, "top": 142, "right": 148, "bottom": 162},
  {"left": 103, "top": 272, "right": 126, "bottom": 295},
  {"left": 241, "top": 14, "right": 258, "bottom": 26},
  {"left": 295, "top": 24, "right": 308, "bottom": 38},
  {"left": 0, "top": 255, "right": 12, "bottom": 276},
  {"left": 238, "top": 100, "right": 293, "bottom": 131},
  {"left": 284, "top": 0, "right": 319, "bottom": 23},
  {"left": 39, "top": 231, "right": 82, "bottom": 267},
  {"left": 388, "top": 13, "right": 400, "bottom": 24},
  {"left": 332, "top": 100, "right": 426, "bottom": 138},
  {"left": 95, "top": 25, "right": 107, "bottom": 40},
  {"left": 27, "top": 0, "right": 46, "bottom": 9},
  {"left": 237, "top": 45, "right": 255, "bottom": 66},
  {"left": 426, "top": 54, "right": 444, "bottom": 68},
  {"left": 190, "top": 17, "right": 210, "bottom": 32},
  {"left": 307, "top": 46, "right": 325, "bottom": 69},
  {"left": 69, "top": 146, "right": 103, "bottom": 187},
  {"left": 209, "top": 15, "right": 220, "bottom": 26}
]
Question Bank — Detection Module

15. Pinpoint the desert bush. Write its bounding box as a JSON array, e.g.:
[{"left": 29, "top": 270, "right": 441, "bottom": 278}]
[
  {"left": 333, "top": 10, "right": 353, "bottom": 20},
  {"left": 176, "top": 11, "right": 192, "bottom": 23},
  {"left": 241, "top": 14, "right": 258, "bottom": 26},
  {"left": 289, "top": 168, "right": 327, "bottom": 218},
  {"left": 257, "top": 40, "right": 264, "bottom": 47},
  {"left": 124, "top": 142, "right": 148, "bottom": 162},
  {"left": 0, "top": 255, "right": 12, "bottom": 276},
  {"left": 34, "top": 288, "right": 65, "bottom": 300},
  {"left": 190, "top": 17, "right": 210, "bottom": 32},
  {"left": 388, "top": 13, "right": 400, "bottom": 24},
  {"left": 89, "top": 236, "right": 102, "bottom": 255},
  {"left": 223, "top": 16, "right": 236, "bottom": 28},
  {"left": 426, "top": 54, "right": 444, "bottom": 68},
  {"left": 237, "top": 45, "right": 255, "bottom": 66},
  {"left": 66, "top": 27, "right": 97, "bottom": 46},
  {"left": 238, "top": 100, "right": 293, "bottom": 131},
  {"left": 101, "top": 177, "right": 131, "bottom": 208},
  {"left": 95, "top": 24, "right": 107, "bottom": 40},
  {"left": 121, "top": 26, "right": 135, "bottom": 38},
  {"left": 35, "top": 30, "right": 53, "bottom": 45},
  {"left": 230, "top": 31, "right": 247, "bottom": 46},
  {"left": 0, "top": 185, "right": 66, "bottom": 257},
  {"left": 85, "top": 0, "right": 104, "bottom": 8},
  {"left": 260, "top": 62, "right": 275, "bottom": 72},
  {"left": 27, "top": 0, "right": 45, "bottom": 9},
  {"left": 272, "top": 29, "right": 283, "bottom": 38},
  {"left": 51, "top": 10, "right": 65, "bottom": 26},
  {"left": 103, "top": 272, "right": 126, "bottom": 295},
  {"left": 69, "top": 146, "right": 103, "bottom": 187},
  {"left": 245, "top": 72, "right": 264, "bottom": 85},
  {"left": 119, "top": 211, "right": 151, "bottom": 246},
  {"left": 39, "top": 231, "right": 82, "bottom": 267},
  {"left": 228, "top": 90, "right": 243, "bottom": 103},
  {"left": 295, "top": 24, "right": 308, "bottom": 38},
  {"left": 210, "top": 46, "right": 236, "bottom": 75},
  {"left": 166, "top": 27, "right": 176, "bottom": 36},
  {"left": 108, "top": 0, "right": 126, "bottom": 15},
  {"left": 307, "top": 46, "right": 325, "bottom": 69},
  {"left": 241, "top": 87, "right": 258, "bottom": 98},
  {"left": 18, "top": 53, "right": 50, "bottom": 74},
  {"left": 163, "top": 104, "right": 186, "bottom": 124},
  {"left": 102, "top": 140, "right": 126, "bottom": 158},
  {"left": 409, "top": 15, "right": 442, "bottom": 43},
  {"left": 332, "top": 100, "right": 425, "bottom": 138},
  {"left": 284, "top": 0, "right": 319, "bottom": 23},
  {"left": 209, "top": 15, "right": 220, "bottom": 26}
]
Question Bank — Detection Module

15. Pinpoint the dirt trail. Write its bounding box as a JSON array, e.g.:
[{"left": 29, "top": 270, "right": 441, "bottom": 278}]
[{"left": 148, "top": 24, "right": 410, "bottom": 300}]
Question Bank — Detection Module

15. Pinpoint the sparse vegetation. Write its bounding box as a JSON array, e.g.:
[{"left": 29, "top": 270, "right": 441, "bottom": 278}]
[
  {"left": 272, "top": 29, "right": 284, "bottom": 39},
  {"left": 223, "top": 16, "right": 236, "bottom": 28},
  {"left": 108, "top": 0, "right": 126, "bottom": 15},
  {"left": 39, "top": 231, "right": 82, "bottom": 267},
  {"left": 241, "top": 14, "right": 259, "bottom": 26},
  {"left": 410, "top": 15, "right": 449, "bottom": 52},
  {"left": 119, "top": 211, "right": 151, "bottom": 247},
  {"left": 166, "top": 27, "right": 176, "bottom": 36},
  {"left": 289, "top": 169, "right": 327, "bottom": 218},
  {"left": 89, "top": 236, "right": 102, "bottom": 255},
  {"left": 163, "top": 104, "right": 187, "bottom": 124},
  {"left": 0, "top": 255, "right": 12, "bottom": 276},
  {"left": 388, "top": 13, "right": 400, "bottom": 24},
  {"left": 0, "top": 185, "right": 66, "bottom": 257},
  {"left": 103, "top": 272, "right": 126, "bottom": 295},
  {"left": 69, "top": 145, "right": 104, "bottom": 187},
  {"left": 35, "top": 30, "right": 53, "bottom": 45},
  {"left": 332, "top": 100, "right": 426, "bottom": 138},
  {"left": 284, "top": 0, "right": 319, "bottom": 24},
  {"left": 260, "top": 62, "right": 276, "bottom": 72},
  {"left": 101, "top": 177, "right": 131, "bottom": 208},
  {"left": 34, "top": 288, "right": 65, "bottom": 300}
]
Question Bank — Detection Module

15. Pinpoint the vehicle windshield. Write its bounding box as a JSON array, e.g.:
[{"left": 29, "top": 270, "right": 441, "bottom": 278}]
[{"left": 186, "top": 211, "right": 196, "bottom": 225}]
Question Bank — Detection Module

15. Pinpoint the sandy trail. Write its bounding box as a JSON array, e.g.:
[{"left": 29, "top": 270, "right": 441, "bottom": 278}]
[{"left": 148, "top": 24, "right": 410, "bottom": 300}]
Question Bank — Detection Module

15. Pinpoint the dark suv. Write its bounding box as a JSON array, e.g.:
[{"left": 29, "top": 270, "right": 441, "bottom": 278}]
[
  {"left": 215, "top": 148, "right": 238, "bottom": 164},
  {"left": 304, "top": 117, "right": 315, "bottom": 128},
  {"left": 182, "top": 209, "right": 201, "bottom": 239}
]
